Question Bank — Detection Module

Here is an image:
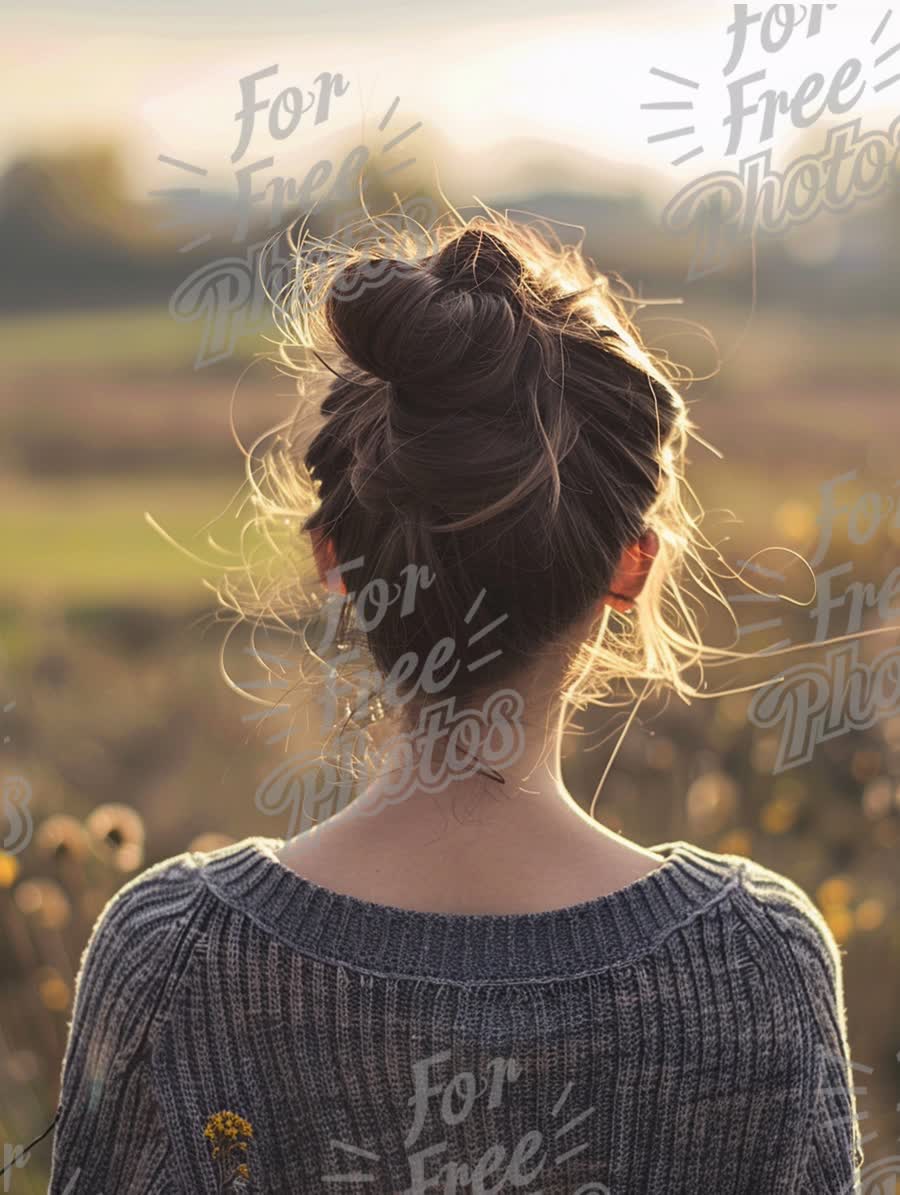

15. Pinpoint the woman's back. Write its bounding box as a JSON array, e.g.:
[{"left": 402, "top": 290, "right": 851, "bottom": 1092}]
[{"left": 48, "top": 836, "right": 860, "bottom": 1194}]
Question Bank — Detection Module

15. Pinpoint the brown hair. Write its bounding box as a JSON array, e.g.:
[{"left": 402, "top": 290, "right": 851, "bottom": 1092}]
[{"left": 299, "top": 219, "right": 684, "bottom": 714}]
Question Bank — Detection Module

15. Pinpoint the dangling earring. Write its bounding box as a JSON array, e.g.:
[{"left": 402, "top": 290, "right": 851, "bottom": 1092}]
[
  {"left": 607, "top": 589, "right": 636, "bottom": 614},
  {"left": 335, "top": 597, "right": 354, "bottom": 655}
]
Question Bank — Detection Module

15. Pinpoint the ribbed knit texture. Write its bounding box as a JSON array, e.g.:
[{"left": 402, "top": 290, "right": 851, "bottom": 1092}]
[{"left": 48, "top": 836, "right": 863, "bottom": 1194}]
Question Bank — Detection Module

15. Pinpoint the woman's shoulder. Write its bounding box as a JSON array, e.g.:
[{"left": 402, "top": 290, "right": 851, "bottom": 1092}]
[
  {"left": 87, "top": 842, "right": 209, "bottom": 937},
  {"left": 64, "top": 845, "right": 213, "bottom": 1017},
  {"left": 82, "top": 835, "right": 287, "bottom": 962},
  {"left": 64, "top": 841, "right": 253, "bottom": 1013},
  {"left": 675, "top": 840, "right": 845, "bottom": 989},
  {"left": 89, "top": 834, "right": 271, "bottom": 918}
]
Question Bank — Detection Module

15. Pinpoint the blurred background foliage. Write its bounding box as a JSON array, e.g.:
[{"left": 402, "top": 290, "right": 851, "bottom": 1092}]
[{"left": 1, "top": 120, "right": 899, "bottom": 1189}]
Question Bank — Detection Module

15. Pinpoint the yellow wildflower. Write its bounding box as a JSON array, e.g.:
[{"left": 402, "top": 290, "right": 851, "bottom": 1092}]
[{"left": 202, "top": 1110, "right": 255, "bottom": 1190}]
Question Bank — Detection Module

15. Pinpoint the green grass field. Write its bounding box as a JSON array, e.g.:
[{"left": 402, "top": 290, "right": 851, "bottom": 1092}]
[
  {"left": 0, "top": 304, "right": 267, "bottom": 376},
  {"left": 0, "top": 475, "right": 277, "bottom": 604}
]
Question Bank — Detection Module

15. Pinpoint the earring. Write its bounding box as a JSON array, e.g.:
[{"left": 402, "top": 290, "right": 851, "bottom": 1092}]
[
  {"left": 607, "top": 589, "right": 636, "bottom": 614},
  {"left": 335, "top": 598, "right": 354, "bottom": 654}
]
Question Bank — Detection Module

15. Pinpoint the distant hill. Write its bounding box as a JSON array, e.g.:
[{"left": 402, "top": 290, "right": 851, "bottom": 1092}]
[{"left": 2, "top": 138, "right": 900, "bottom": 318}]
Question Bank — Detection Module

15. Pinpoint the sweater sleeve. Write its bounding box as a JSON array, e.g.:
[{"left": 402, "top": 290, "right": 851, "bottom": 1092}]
[
  {"left": 735, "top": 857, "right": 864, "bottom": 1194},
  {"left": 790, "top": 916, "right": 864, "bottom": 1195},
  {"left": 746, "top": 865, "right": 864, "bottom": 1195},
  {"left": 48, "top": 854, "right": 204, "bottom": 1194}
]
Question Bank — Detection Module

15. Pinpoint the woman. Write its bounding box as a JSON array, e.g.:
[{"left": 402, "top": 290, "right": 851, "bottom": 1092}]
[{"left": 47, "top": 218, "right": 862, "bottom": 1193}]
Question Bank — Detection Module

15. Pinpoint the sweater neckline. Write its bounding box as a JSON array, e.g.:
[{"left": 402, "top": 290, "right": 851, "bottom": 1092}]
[{"left": 196, "top": 835, "right": 744, "bottom": 984}]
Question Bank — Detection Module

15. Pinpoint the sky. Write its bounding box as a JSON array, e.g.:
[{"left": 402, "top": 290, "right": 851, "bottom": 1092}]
[{"left": 4, "top": 0, "right": 900, "bottom": 204}]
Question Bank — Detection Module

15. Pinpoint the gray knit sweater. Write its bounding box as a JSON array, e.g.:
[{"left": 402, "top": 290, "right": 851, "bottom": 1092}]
[{"left": 48, "top": 836, "right": 862, "bottom": 1194}]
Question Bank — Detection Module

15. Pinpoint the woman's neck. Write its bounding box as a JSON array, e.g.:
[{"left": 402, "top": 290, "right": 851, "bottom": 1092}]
[{"left": 275, "top": 717, "right": 665, "bottom": 915}]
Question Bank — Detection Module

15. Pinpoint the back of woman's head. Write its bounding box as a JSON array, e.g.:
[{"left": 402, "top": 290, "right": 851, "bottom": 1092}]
[
  {"left": 226, "top": 210, "right": 719, "bottom": 735},
  {"left": 296, "top": 216, "right": 691, "bottom": 713}
]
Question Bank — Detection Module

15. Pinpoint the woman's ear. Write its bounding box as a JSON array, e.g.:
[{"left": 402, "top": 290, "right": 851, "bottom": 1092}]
[
  {"left": 601, "top": 528, "right": 660, "bottom": 613},
  {"left": 309, "top": 527, "right": 346, "bottom": 594}
]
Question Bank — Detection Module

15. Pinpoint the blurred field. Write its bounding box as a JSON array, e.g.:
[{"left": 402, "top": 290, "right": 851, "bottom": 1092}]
[
  {"left": 0, "top": 305, "right": 207, "bottom": 376},
  {"left": 0, "top": 476, "right": 246, "bottom": 603}
]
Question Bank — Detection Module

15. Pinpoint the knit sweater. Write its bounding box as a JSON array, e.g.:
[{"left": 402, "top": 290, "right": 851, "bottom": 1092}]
[{"left": 47, "top": 836, "right": 862, "bottom": 1195}]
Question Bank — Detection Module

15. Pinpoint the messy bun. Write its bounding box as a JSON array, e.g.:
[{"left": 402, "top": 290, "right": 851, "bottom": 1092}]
[
  {"left": 324, "top": 229, "right": 528, "bottom": 395},
  {"left": 280, "top": 215, "right": 686, "bottom": 709}
]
